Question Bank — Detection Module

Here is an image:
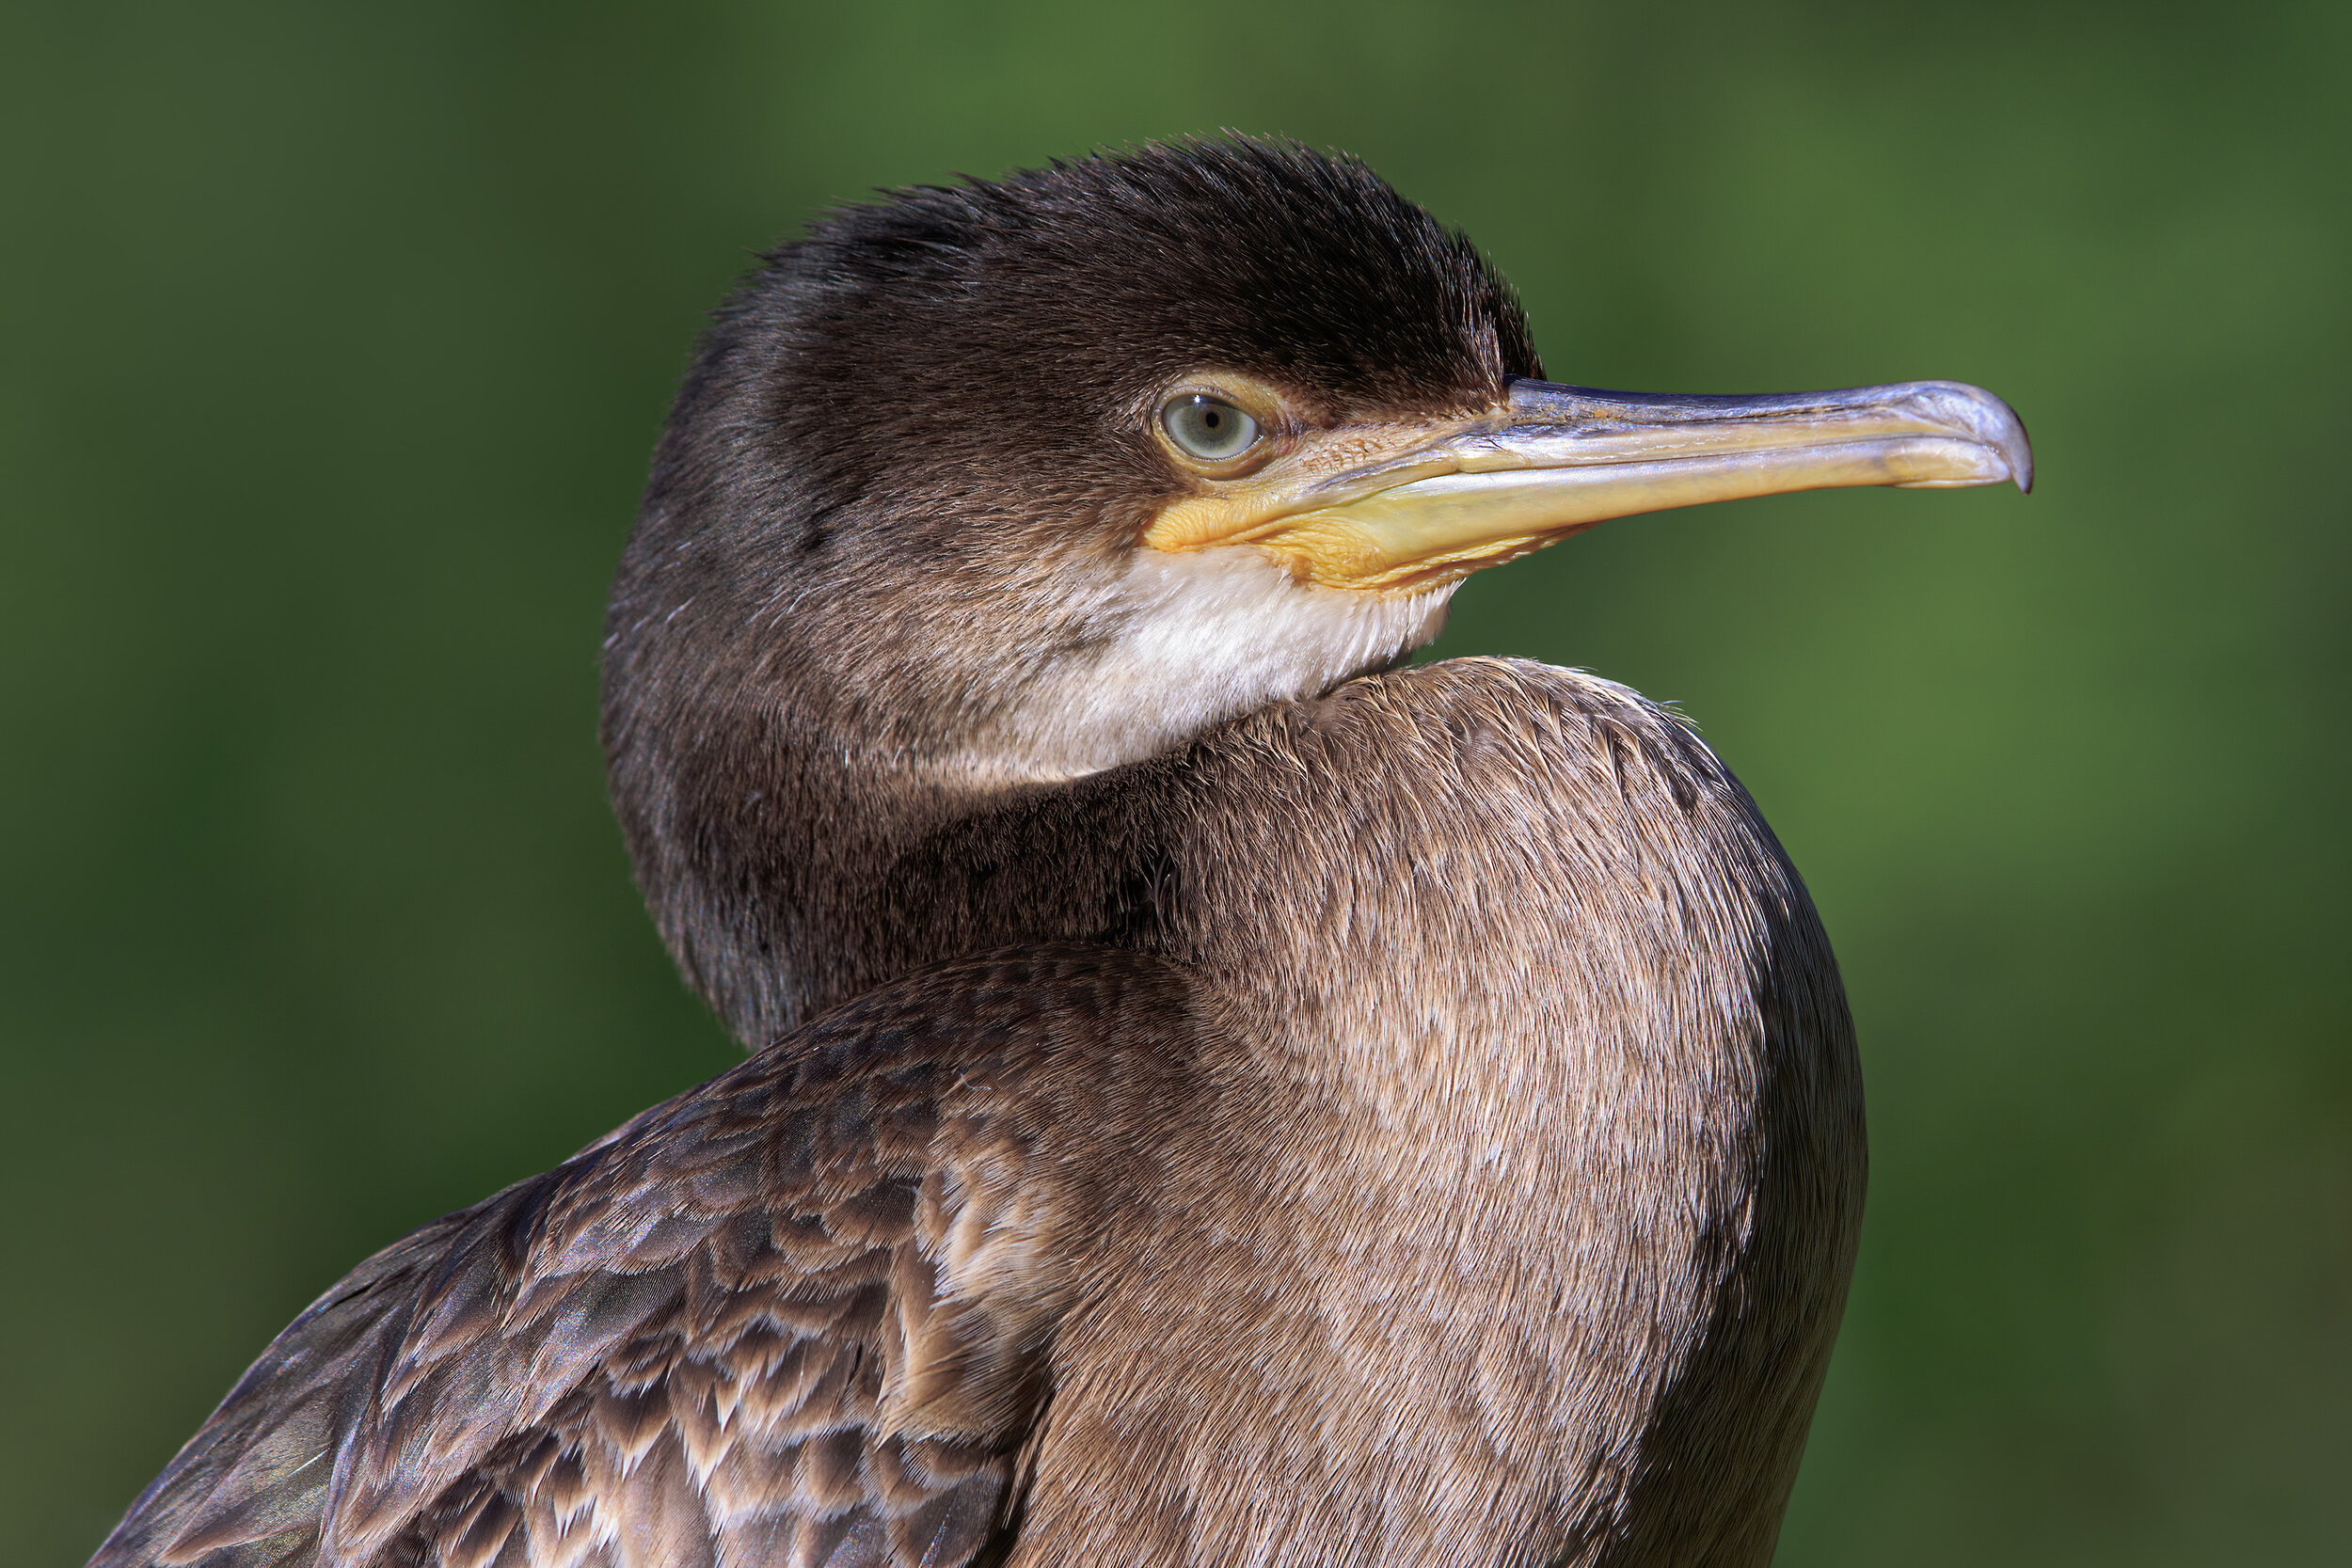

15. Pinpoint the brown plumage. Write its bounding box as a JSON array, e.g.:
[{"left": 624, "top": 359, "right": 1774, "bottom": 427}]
[{"left": 91, "top": 137, "right": 2028, "bottom": 1567}]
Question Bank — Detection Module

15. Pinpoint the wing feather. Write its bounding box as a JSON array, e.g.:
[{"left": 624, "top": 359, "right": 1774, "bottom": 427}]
[{"left": 90, "top": 946, "right": 1187, "bottom": 1568}]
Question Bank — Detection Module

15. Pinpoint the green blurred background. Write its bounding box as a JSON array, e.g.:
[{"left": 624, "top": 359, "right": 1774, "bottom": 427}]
[{"left": 5, "top": 2, "right": 2345, "bottom": 1561}]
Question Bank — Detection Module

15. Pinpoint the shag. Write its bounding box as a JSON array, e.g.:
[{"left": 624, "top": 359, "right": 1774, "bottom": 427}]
[{"left": 91, "top": 138, "right": 2029, "bottom": 1568}]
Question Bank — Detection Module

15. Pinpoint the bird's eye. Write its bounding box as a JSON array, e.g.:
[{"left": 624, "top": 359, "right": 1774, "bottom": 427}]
[{"left": 1161, "top": 395, "right": 1262, "bottom": 463}]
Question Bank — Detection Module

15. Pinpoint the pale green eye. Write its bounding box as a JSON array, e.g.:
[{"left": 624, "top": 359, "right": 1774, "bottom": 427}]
[{"left": 1161, "top": 395, "right": 1261, "bottom": 462}]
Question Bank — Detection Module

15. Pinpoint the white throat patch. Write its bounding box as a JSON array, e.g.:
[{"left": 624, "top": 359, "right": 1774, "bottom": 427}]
[{"left": 966, "top": 546, "right": 1454, "bottom": 781}]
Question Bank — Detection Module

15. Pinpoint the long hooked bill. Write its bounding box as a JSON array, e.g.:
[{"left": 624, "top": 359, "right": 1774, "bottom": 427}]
[{"left": 1144, "top": 378, "right": 2032, "bottom": 593}]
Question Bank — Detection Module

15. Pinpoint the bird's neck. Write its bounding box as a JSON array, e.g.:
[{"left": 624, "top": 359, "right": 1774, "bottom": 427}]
[{"left": 612, "top": 690, "right": 1177, "bottom": 1047}]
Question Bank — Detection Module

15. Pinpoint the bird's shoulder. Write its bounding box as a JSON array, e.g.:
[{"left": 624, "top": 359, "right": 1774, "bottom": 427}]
[
  {"left": 1204, "top": 655, "right": 1748, "bottom": 849},
  {"left": 90, "top": 943, "right": 1200, "bottom": 1568}
]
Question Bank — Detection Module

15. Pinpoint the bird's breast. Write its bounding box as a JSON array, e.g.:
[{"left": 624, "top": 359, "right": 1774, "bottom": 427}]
[{"left": 1026, "top": 656, "right": 1868, "bottom": 1565}]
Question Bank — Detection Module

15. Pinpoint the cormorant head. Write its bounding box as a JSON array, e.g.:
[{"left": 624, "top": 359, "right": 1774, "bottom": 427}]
[
  {"left": 609, "top": 136, "right": 2026, "bottom": 791},
  {"left": 609, "top": 138, "right": 1534, "bottom": 789}
]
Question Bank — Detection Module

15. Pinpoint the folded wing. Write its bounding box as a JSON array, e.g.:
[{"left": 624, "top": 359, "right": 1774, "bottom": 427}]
[{"left": 91, "top": 946, "right": 1194, "bottom": 1568}]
